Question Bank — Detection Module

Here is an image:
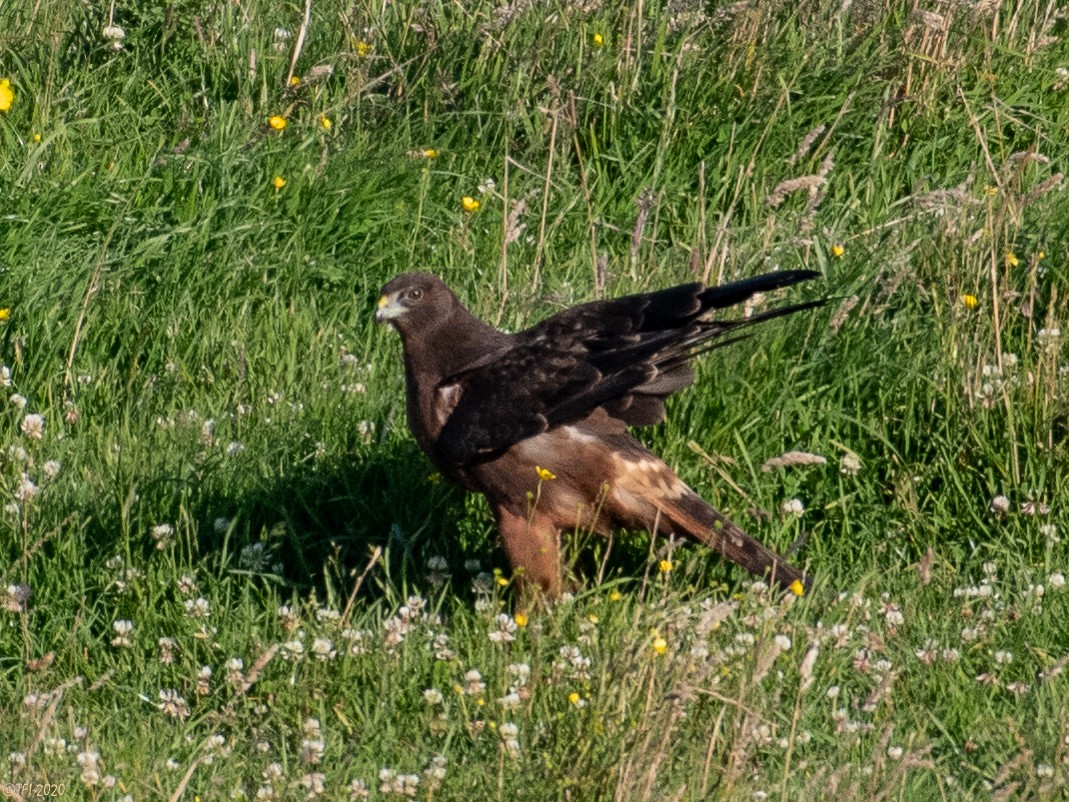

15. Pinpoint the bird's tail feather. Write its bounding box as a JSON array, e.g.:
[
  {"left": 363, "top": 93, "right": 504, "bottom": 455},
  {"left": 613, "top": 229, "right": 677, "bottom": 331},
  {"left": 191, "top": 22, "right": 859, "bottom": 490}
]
[{"left": 661, "top": 491, "right": 811, "bottom": 593}]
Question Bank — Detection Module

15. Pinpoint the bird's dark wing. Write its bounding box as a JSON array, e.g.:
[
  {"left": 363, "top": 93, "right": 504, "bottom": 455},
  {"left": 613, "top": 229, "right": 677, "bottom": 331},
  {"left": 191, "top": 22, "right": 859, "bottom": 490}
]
[{"left": 432, "top": 270, "right": 822, "bottom": 467}]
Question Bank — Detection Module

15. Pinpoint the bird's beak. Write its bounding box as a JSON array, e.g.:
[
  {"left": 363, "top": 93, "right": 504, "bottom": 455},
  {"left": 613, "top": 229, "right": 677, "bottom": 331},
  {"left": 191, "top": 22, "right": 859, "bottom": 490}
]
[{"left": 375, "top": 293, "right": 404, "bottom": 324}]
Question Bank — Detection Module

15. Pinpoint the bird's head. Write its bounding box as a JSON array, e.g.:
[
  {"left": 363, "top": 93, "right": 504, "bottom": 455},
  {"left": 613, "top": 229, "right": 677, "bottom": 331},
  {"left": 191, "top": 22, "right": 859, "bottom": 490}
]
[{"left": 375, "top": 272, "right": 456, "bottom": 332}]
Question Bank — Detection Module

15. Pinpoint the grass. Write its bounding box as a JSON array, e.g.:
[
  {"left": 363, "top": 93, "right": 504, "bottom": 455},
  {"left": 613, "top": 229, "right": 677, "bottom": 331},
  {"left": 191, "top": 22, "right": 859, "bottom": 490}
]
[{"left": 2, "top": 0, "right": 1069, "bottom": 799}]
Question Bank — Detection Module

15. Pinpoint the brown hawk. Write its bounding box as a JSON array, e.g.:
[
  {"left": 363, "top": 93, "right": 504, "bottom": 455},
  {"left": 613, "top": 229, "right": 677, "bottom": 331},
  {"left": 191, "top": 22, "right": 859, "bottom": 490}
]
[{"left": 375, "top": 271, "right": 822, "bottom": 598}]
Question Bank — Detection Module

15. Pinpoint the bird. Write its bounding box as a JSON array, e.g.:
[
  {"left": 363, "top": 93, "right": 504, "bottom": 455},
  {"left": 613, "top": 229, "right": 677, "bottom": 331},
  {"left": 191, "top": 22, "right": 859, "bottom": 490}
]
[{"left": 375, "top": 270, "right": 823, "bottom": 599}]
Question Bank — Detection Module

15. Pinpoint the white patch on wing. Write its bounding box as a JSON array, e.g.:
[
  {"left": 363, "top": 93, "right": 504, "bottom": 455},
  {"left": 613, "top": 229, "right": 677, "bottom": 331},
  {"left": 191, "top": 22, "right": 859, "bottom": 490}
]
[{"left": 436, "top": 382, "right": 463, "bottom": 426}]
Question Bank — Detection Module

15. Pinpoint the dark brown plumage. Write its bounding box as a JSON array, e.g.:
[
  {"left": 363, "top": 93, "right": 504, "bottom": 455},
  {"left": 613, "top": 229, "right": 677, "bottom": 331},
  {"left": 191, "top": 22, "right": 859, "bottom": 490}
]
[{"left": 375, "top": 271, "right": 822, "bottom": 598}]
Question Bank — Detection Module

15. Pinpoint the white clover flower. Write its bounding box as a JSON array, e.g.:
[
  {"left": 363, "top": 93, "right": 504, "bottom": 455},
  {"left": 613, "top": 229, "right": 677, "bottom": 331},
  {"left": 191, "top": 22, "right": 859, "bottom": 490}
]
[
  {"left": 0, "top": 366, "right": 10, "bottom": 387},
  {"left": 462, "top": 669, "right": 485, "bottom": 696},
  {"left": 422, "top": 688, "right": 443, "bottom": 705},
  {"left": 994, "top": 650, "right": 1013, "bottom": 665},
  {"left": 497, "top": 691, "right": 522, "bottom": 709},
  {"left": 42, "top": 460, "right": 61, "bottom": 479},
  {"left": 20, "top": 413, "right": 44, "bottom": 440},
  {"left": 111, "top": 619, "right": 134, "bottom": 646},
  {"left": 839, "top": 453, "right": 861, "bottom": 475},
  {"left": 311, "top": 638, "right": 336, "bottom": 660},
  {"left": 184, "top": 597, "right": 210, "bottom": 618},
  {"left": 15, "top": 474, "right": 37, "bottom": 503},
  {"left": 1050, "top": 573, "right": 1066, "bottom": 589},
  {"left": 11, "top": 393, "right": 27, "bottom": 408},
  {"left": 488, "top": 613, "right": 517, "bottom": 643},
  {"left": 158, "top": 689, "right": 190, "bottom": 719},
  {"left": 887, "top": 745, "right": 904, "bottom": 760},
  {"left": 773, "top": 634, "right": 792, "bottom": 651},
  {"left": 990, "top": 495, "right": 1010, "bottom": 514},
  {"left": 300, "top": 738, "right": 325, "bottom": 765},
  {"left": 781, "top": 498, "right": 805, "bottom": 517}
]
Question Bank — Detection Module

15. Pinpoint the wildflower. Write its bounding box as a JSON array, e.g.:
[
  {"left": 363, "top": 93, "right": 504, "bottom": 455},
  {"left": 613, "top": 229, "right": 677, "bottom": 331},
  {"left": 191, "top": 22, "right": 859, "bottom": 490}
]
[
  {"left": 477, "top": 178, "right": 496, "bottom": 195},
  {"left": 461, "top": 196, "right": 480, "bottom": 213},
  {"left": 789, "top": 579, "right": 806, "bottom": 596},
  {"left": 319, "top": 115, "right": 332, "bottom": 130},
  {"left": 1050, "top": 573, "right": 1066, "bottom": 589},
  {"left": 289, "top": 76, "right": 300, "bottom": 86},
  {"left": 658, "top": 559, "right": 673, "bottom": 573},
  {"left": 568, "top": 691, "right": 582, "bottom": 705},
  {"left": 15, "top": 474, "right": 36, "bottom": 503},
  {"left": 781, "top": 498, "right": 805, "bottom": 517},
  {"left": 514, "top": 613, "right": 527, "bottom": 628},
  {"left": 111, "top": 619, "right": 134, "bottom": 646},
  {"left": 422, "top": 688, "right": 443, "bottom": 705},
  {"left": 311, "top": 638, "right": 337, "bottom": 660},
  {"left": 0, "top": 79, "right": 13, "bottom": 112},
  {"left": 158, "top": 689, "right": 190, "bottom": 719},
  {"left": 831, "top": 243, "right": 845, "bottom": 258},
  {"left": 887, "top": 745, "right": 904, "bottom": 760},
  {"left": 158, "top": 637, "right": 177, "bottom": 664},
  {"left": 268, "top": 115, "right": 287, "bottom": 131},
  {"left": 10, "top": 393, "right": 26, "bottom": 408},
  {"left": 463, "top": 669, "right": 486, "bottom": 696},
  {"left": 489, "top": 613, "right": 517, "bottom": 643},
  {"left": 1005, "top": 252, "right": 1019, "bottom": 267},
  {"left": 1037, "top": 250, "right": 1046, "bottom": 260},
  {"left": 961, "top": 294, "right": 978, "bottom": 309},
  {"left": 592, "top": 33, "right": 604, "bottom": 47},
  {"left": 990, "top": 495, "right": 1010, "bottom": 514},
  {"left": 356, "top": 41, "right": 372, "bottom": 57},
  {"left": 535, "top": 465, "right": 556, "bottom": 481},
  {"left": 20, "top": 413, "right": 44, "bottom": 440},
  {"left": 993, "top": 650, "right": 1013, "bottom": 665},
  {"left": 102, "top": 25, "right": 125, "bottom": 49},
  {"left": 151, "top": 523, "right": 175, "bottom": 549},
  {"left": 273, "top": 175, "right": 286, "bottom": 190},
  {"left": 609, "top": 590, "right": 621, "bottom": 601},
  {"left": 42, "top": 460, "right": 61, "bottom": 479},
  {"left": 0, "top": 309, "right": 9, "bottom": 321},
  {"left": 423, "top": 148, "right": 439, "bottom": 159},
  {"left": 652, "top": 635, "right": 668, "bottom": 655},
  {"left": 986, "top": 186, "right": 999, "bottom": 196}
]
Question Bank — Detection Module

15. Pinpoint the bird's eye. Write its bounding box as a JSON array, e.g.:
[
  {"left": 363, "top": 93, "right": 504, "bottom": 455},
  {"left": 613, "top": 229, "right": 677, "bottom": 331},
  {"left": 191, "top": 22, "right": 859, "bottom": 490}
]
[{"left": 408, "top": 288, "right": 423, "bottom": 301}]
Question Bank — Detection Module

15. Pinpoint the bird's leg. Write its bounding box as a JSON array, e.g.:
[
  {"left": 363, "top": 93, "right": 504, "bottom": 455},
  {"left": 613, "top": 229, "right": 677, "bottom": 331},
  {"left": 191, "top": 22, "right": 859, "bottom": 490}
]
[{"left": 494, "top": 506, "right": 563, "bottom": 601}]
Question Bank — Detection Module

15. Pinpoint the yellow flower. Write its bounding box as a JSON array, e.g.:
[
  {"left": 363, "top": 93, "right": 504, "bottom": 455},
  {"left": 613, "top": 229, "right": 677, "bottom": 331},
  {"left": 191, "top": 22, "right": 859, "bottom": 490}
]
[
  {"left": 652, "top": 636, "right": 668, "bottom": 655},
  {"left": 658, "top": 559, "right": 673, "bottom": 573},
  {"left": 427, "top": 472, "right": 441, "bottom": 484},
  {"left": 462, "top": 196, "right": 480, "bottom": 213},
  {"left": 496, "top": 576, "right": 509, "bottom": 587},
  {"left": 272, "top": 175, "right": 286, "bottom": 190},
  {"left": 268, "top": 115, "right": 287, "bottom": 131},
  {"left": 587, "top": 614, "right": 599, "bottom": 624},
  {"left": 319, "top": 115, "right": 332, "bottom": 130},
  {"left": 32, "top": 132, "right": 41, "bottom": 142},
  {"left": 535, "top": 465, "right": 556, "bottom": 481},
  {"left": 1005, "top": 252, "right": 1019, "bottom": 267},
  {"left": 0, "top": 79, "right": 13, "bottom": 112},
  {"left": 788, "top": 579, "right": 806, "bottom": 597},
  {"left": 423, "top": 148, "right": 439, "bottom": 159},
  {"left": 514, "top": 613, "right": 527, "bottom": 628},
  {"left": 1038, "top": 251, "right": 1046, "bottom": 260},
  {"left": 592, "top": 33, "right": 604, "bottom": 47},
  {"left": 289, "top": 76, "right": 300, "bottom": 86},
  {"left": 356, "top": 41, "right": 372, "bottom": 57},
  {"left": 609, "top": 590, "right": 621, "bottom": 602},
  {"left": 985, "top": 186, "right": 999, "bottom": 197},
  {"left": 0, "top": 308, "right": 10, "bottom": 321},
  {"left": 961, "top": 294, "right": 978, "bottom": 310},
  {"left": 568, "top": 692, "right": 581, "bottom": 705},
  {"left": 831, "top": 243, "right": 845, "bottom": 258}
]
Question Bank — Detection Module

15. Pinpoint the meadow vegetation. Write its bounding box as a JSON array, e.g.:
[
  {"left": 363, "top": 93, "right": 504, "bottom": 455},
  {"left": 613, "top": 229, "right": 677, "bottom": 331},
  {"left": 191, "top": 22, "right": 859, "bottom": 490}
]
[{"left": 2, "top": 0, "right": 1069, "bottom": 799}]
